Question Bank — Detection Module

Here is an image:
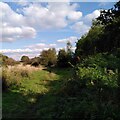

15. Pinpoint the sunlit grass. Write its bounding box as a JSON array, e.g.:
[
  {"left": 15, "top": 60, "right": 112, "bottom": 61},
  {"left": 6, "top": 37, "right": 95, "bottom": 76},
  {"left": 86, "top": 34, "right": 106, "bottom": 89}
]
[{"left": 2, "top": 66, "right": 71, "bottom": 119}]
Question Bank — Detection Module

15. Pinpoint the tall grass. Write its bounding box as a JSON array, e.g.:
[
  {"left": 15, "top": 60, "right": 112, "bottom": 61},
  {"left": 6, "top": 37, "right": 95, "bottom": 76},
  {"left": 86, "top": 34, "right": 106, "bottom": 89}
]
[{"left": 1, "top": 64, "right": 43, "bottom": 91}]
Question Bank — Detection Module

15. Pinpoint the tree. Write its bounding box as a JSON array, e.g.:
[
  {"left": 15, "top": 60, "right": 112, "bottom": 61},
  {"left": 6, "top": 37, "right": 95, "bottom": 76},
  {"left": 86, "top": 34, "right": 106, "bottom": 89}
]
[
  {"left": 57, "top": 41, "right": 75, "bottom": 67},
  {"left": 66, "top": 41, "right": 72, "bottom": 55},
  {"left": 57, "top": 49, "right": 68, "bottom": 67},
  {"left": 0, "top": 54, "right": 18, "bottom": 66},
  {"left": 97, "top": 1, "right": 120, "bottom": 25},
  {"left": 75, "top": 1, "right": 120, "bottom": 57},
  {"left": 96, "top": 1, "right": 120, "bottom": 51},
  {"left": 40, "top": 48, "right": 57, "bottom": 67},
  {"left": 5, "top": 58, "right": 17, "bottom": 66},
  {"left": 66, "top": 41, "right": 73, "bottom": 63},
  {"left": 75, "top": 25, "right": 104, "bottom": 57},
  {"left": 21, "top": 56, "right": 30, "bottom": 64}
]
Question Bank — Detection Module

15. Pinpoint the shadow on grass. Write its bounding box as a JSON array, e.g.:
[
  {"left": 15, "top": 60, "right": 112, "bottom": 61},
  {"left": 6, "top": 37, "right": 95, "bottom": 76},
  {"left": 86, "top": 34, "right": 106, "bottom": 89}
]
[
  {"left": 2, "top": 68, "right": 72, "bottom": 119},
  {"left": 43, "top": 67, "right": 74, "bottom": 80},
  {"left": 2, "top": 67, "right": 120, "bottom": 120}
]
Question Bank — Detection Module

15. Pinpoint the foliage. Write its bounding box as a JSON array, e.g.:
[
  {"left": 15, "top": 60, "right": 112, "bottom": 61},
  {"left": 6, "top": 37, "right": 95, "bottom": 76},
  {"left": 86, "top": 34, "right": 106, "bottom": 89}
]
[
  {"left": 1, "top": 71, "right": 8, "bottom": 91},
  {"left": 58, "top": 53, "right": 119, "bottom": 119},
  {"left": 2, "top": 68, "right": 71, "bottom": 119},
  {"left": 40, "top": 48, "right": 57, "bottom": 67},
  {"left": 77, "top": 67, "right": 117, "bottom": 87},
  {"left": 79, "top": 53, "right": 120, "bottom": 70},
  {"left": 2, "top": 61, "right": 120, "bottom": 119},
  {"left": 57, "top": 49, "right": 69, "bottom": 67},
  {"left": 97, "top": 1, "right": 120, "bottom": 25},
  {"left": 75, "top": 1, "right": 120, "bottom": 57},
  {"left": 57, "top": 41, "right": 74, "bottom": 67},
  {"left": 21, "top": 56, "right": 30, "bottom": 64},
  {"left": 0, "top": 54, "right": 19, "bottom": 66},
  {"left": 30, "top": 57, "right": 40, "bottom": 67},
  {"left": 75, "top": 25, "right": 104, "bottom": 56},
  {"left": 2, "top": 1, "right": 120, "bottom": 119}
]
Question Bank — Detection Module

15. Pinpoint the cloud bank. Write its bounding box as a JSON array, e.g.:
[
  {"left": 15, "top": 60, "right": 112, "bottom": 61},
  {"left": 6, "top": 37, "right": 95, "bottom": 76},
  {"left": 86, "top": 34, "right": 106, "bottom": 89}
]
[{"left": 1, "top": 2, "right": 100, "bottom": 42}]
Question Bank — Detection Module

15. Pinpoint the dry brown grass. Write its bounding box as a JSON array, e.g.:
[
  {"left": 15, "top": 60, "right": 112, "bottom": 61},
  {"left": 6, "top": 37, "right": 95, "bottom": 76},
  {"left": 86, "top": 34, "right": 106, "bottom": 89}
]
[
  {"left": 7, "top": 63, "right": 44, "bottom": 73},
  {"left": 1, "top": 63, "right": 44, "bottom": 90}
]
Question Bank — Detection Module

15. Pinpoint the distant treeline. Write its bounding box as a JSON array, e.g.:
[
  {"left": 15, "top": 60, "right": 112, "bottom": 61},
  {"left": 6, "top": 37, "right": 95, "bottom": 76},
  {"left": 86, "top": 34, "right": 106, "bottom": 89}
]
[{"left": 0, "top": 41, "right": 75, "bottom": 67}]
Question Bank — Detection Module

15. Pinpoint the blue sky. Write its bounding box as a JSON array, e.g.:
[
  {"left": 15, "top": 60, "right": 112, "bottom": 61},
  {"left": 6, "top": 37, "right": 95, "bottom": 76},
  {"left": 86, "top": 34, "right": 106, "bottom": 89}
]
[{"left": 1, "top": 1, "right": 115, "bottom": 60}]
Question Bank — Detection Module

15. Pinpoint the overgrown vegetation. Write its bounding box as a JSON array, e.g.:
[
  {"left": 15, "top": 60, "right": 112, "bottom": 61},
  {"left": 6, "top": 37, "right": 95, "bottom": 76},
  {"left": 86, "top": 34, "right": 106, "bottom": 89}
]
[
  {"left": 57, "top": 1, "right": 120, "bottom": 119},
  {"left": 2, "top": 1, "right": 120, "bottom": 120},
  {"left": 75, "top": 2, "right": 120, "bottom": 56},
  {"left": 58, "top": 53, "right": 119, "bottom": 119}
]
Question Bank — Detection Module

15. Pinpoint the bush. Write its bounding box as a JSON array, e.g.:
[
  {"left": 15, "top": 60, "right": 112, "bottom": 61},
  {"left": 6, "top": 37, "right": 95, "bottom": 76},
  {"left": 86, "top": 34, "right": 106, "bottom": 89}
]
[
  {"left": 31, "top": 61, "right": 39, "bottom": 67},
  {"left": 59, "top": 66, "right": 118, "bottom": 97},
  {"left": 0, "top": 54, "right": 19, "bottom": 66},
  {"left": 58, "top": 55, "right": 119, "bottom": 119},
  {"left": 79, "top": 53, "right": 120, "bottom": 71}
]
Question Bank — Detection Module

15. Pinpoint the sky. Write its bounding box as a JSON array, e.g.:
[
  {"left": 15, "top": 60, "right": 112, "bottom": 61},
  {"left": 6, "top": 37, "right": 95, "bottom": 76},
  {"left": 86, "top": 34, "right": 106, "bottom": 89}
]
[{"left": 0, "top": 1, "right": 115, "bottom": 60}]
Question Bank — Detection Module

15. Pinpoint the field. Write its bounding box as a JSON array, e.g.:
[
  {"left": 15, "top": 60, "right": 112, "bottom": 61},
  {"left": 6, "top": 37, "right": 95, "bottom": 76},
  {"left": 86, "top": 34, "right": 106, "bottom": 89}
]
[
  {"left": 2, "top": 54, "right": 120, "bottom": 120},
  {"left": 2, "top": 1, "right": 120, "bottom": 119},
  {"left": 2, "top": 65, "right": 72, "bottom": 119}
]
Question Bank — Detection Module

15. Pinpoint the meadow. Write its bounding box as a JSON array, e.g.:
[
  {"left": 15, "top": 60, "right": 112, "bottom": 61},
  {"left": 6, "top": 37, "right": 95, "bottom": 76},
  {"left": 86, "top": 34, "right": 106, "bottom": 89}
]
[
  {"left": 2, "top": 64, "right": 73, "bottom": 119},
  {"left": 2, "top": 53, "right": 120, "bottom": 119},
  {"left": 2, "top": 1, "right": 120, "bottom": 119}
]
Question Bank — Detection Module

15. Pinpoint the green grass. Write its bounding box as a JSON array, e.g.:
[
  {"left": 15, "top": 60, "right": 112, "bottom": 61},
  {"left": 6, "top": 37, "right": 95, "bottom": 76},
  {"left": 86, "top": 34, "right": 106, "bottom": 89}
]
[
  {"left": 2, "top": 68, "right": 72, "bottom": 119},
  {"left": 3, "top": 56, "right": 120, "bottom": 119}
]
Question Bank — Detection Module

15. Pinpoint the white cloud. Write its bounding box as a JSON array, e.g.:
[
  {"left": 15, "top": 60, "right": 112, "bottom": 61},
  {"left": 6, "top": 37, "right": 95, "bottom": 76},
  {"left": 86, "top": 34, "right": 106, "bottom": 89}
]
[
  {"left": 4, "top": 52, "right": 40, "bottom": 60},
  {"left": 0, "top": 42, "right": 56, "bottom": 54},
  {"left": 0, "top": 43, "right": 56, "bottom": 60},
  {"left": 71, "top": 47, "right": 76, "bottom": 51},
  {"left": 57, "top": 36, "right": 78, "bottom": 43},
  {"left": 0, "top": 35, "right": 78, "bottom": 60},
  {"left": 0, "top": 2, "right": 36, "bottom": 42},
  {"left": 26, "top": 43, "right": 56, "bottom": 49},
  {"left": 1, "top": 2, "right": 83, "bottom": 42},
  {"left": 67, "top": 11, "right": 82, "bottom": 21},
  {"left": 23, "top": 3, "right": 67, "bottom": 29},
  {"left": 15, "top": 0, "right": 30, "bottom": 6},
  {"left": 71, "top": 9, "right": 100, "bottom": 34},
  {"left": 0, "top": 48, "right": 41, "bottom": 53},
  {"left": 71, "top": 22, "right": 90, "bottom": 34},
  {"left": 83, "top": 10, "right": 100, "bottom": 25},
  {"left": 0, "top": 2, "right": 25, "bottom": 27},
  {"left": 1, "top": 2, "right": 101, "bottom": 43},
  {"left": 1, "top": 26, "right": 36, "bottom": 42},
  {"left": 22, "top": 2, "right": 82, "bottom": 29}
]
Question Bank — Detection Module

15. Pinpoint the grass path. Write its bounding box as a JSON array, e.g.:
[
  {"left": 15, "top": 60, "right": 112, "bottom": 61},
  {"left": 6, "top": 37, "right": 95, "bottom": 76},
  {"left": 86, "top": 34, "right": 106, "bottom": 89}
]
[{"left": 3, "top": 68, "right": 72, "bottom": 119}]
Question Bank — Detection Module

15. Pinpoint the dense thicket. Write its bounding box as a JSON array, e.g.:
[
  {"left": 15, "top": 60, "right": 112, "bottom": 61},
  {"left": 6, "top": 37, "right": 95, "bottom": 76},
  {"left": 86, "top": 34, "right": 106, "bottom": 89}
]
[{"left": 2, "top": 2, "right": 120, "bottom": 119}]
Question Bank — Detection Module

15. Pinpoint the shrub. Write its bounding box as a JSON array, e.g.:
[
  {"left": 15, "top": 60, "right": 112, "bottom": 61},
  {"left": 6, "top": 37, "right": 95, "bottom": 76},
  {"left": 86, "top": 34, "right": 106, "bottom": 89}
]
[
  {"left": 79, "top": 53, "right": 120, "bottom": 71},
  {"left": 31, "top": 61, "right": 39, "bottom": 67},
  {"left": 58, "top": 55, "right": 119, "bottom": 119},
  {"left": 21, "top": 56, "right": 30, "bottom": 63},
  {"left": 59, "top": 53, "right": 119, "bottom": 97}
]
